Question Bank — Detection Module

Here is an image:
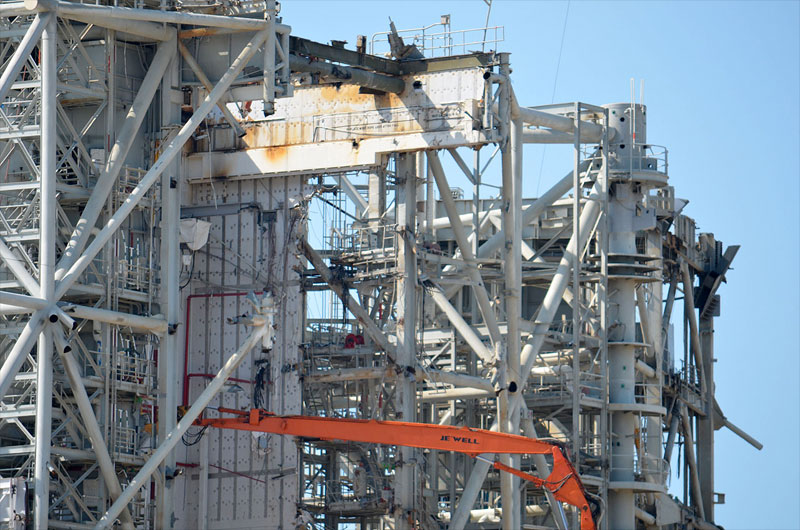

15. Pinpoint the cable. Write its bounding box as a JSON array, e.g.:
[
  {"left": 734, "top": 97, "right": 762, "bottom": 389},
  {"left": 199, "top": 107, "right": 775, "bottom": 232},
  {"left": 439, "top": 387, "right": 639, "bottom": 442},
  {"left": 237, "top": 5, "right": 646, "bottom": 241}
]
[
  {"left": 181, "top": 424, "right": 208, "bottom": 447},
  {"left": 535, "top": 0, "right": 571, "bottom": 197},
  {"left": 208, "top": 463, "right": 266, "bottom": 485}
]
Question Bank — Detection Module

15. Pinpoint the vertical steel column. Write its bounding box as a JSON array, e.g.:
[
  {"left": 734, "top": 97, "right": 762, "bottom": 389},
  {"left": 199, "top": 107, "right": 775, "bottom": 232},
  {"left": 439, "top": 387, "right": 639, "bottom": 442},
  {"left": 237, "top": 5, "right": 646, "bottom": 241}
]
[
  {"left": 571, "top": 102, "right": 582, "bottom": 490},
  {"left": 367, "top": 162, "right": 386, "bottom": 241},
  {"left": 598, "top": 109, "right": 611, "bottom": 530},
  {"left": 450, "top": 179, "right": 603, "bottom": 530},
  {"left": 425, "top": 157, "right": 435, "bottom": 238},
  {"left": 681, "top": 263, "right": 707, "bottom": 393},
  {"left": 680, "top": 404, "right": 706, "bottom": 520},
  {"left": 394, "top": 153, "right": 417, "bottom": 529},
  {"left": 100, "top": 28, "right": 116, "bottom": 517},
  {"left": 34, "top": 13, "right": 57, "bottom": 530},
  {"left": 158, "top": 44, "right": 181, "bottom": 530},
  {"left": 644, "top": 227, "right": 665, "bottom": 502},
  {"left": 604, "top": 102, "right": 642, "bottom": 530},
  {"left": 698, "top": 313, "right": 715, "bottom": 521},
  {"left": 262, "top": 0, "right": 277, "bottom": 115},
  {"left": 508, "top": 113, "right": 523, "bottom": 530},
  {"left": 472, "top": 149, "right": 480, "bottom": 256},
  {"left": 497, "top": 55, "right": 516, "bottom": 530}
]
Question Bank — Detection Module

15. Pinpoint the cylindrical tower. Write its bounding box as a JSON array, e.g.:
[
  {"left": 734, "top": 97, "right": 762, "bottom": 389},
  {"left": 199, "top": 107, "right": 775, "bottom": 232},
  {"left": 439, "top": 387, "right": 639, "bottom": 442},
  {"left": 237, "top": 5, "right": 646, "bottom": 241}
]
[{"left": 604, "top": 102, "right": 652, "bottom": 530}]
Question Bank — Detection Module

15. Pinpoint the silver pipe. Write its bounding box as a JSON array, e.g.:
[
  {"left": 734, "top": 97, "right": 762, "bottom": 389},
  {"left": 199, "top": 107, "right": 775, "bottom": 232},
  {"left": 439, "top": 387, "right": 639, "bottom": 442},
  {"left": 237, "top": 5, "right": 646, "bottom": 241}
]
[
  {"left": 427, "top": 150, "right": 500, "bottom": 344},
  {"left": 512, "top": 100, "right": 605, "bottom": 138},
  {"left": 425, "top": 281, "right": 493, "bottom": 363},
  {"left": 421, "top": 369, "right": 494, "bottom": 392},
  {"left": 34, "top": 16, "right": 56, "bottom": 528},
  {"left": 0, "top": 2, "right": 26, "bottom": 16},
  {"left": 522, "top": 128, "right": 615, "bottom": 144},
  {"left": 419, "top": 387, "right": 492, "bottom": 402},
  {"left": 56, "top": 30, "right": 269, "bottom": 299},
  {"left": 681, "top": 261, "right": 707, "bottom": 392},
  {"left": 0, "top": 290, "right": 48, "bottom": 311},
  {"left": 157, "top": 46, "right": 182, "bottom": 529},
  {"left": 336, "top": 173, "right": 369, "bottom": 213},
  {"left": 450, "top": 177, "right": 603, "bottom": 530},
  {"left": 394, "top": 153, "right": 417, "bottom": 530},
  {"left": 53, "top": 326, "right": 136, "bottom": 529},
  {"left": 56, "top": 35, "right": 177, "bottom": 280},
  {"left": 722, "top": 418, "right": 763, "bottom": 450},
  {"left": 664, "top": 408, "right": 680, "bottom": 464},
  {"left": 51, "top": 0, "right": 276, "bottom": 31},
  {"left": 498, "top": 72, "right": 518, "bottom": 530},
  {"left": 635, "top": 507, "right": 656, "bottom": 525},
  {"left": 95, "top": 315, "right": 273, "bottom": 529},
  {"left": 307, "top": 366, "right": 392, "bottom": 383},
  {"left": 50, "top": 306, "right": 75, "bottom": 330},
  {"left": 59, "top": 304, "right": 168, "bottom": 335},
  {"left": 635, "top": 359, "right": 656, "bottom": 378},
  {"left": 636, "top": 284, "right": 655, "bottom": 357},
  {"left": 508, "top": 122, "right": 523, "bottom": 517},
  {"left": 680, "top": 404, "right": 706, "bottom": 521},
  {"left": 477, "top": 159, "right": 592, "bottom": 260}
]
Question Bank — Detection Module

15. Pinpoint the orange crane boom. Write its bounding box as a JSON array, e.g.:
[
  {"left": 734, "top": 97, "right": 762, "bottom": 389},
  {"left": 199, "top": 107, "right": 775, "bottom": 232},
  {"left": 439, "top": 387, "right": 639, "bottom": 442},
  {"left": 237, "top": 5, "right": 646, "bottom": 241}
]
[{"left": 198, "top": 408, "right": 597, "bottom": 530}]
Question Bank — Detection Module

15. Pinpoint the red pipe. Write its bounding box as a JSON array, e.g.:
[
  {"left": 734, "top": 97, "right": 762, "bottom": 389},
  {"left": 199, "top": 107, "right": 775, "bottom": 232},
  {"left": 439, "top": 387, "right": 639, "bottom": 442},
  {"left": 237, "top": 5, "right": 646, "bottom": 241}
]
[{"left": 183, "top": 291, "right": 262, "bottom": 407}]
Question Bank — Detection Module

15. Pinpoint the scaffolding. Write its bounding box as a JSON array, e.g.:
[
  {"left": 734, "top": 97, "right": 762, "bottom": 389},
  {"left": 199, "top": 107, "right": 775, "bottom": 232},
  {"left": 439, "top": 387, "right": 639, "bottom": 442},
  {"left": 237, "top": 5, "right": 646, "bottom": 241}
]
[{"left": 0, "top": 2, "right": 760, "bottom": 529}]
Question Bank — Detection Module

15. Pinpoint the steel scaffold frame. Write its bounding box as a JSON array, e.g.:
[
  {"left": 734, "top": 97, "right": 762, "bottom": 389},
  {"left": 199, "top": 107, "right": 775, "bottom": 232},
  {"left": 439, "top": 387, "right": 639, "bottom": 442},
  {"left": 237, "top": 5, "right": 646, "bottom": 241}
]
[{"left": 0, "top": 4, "right": 759, "bottom": 529}]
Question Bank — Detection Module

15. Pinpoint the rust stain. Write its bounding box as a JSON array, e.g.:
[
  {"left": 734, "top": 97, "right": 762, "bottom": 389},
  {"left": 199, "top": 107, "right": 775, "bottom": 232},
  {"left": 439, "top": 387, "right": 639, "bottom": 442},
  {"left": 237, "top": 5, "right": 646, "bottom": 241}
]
[
  {"left": 262, "top": 145, "right": 288, "bottom": 163},
  {"left": 319, "top": 85, "right": 344, "bottom": 102}
]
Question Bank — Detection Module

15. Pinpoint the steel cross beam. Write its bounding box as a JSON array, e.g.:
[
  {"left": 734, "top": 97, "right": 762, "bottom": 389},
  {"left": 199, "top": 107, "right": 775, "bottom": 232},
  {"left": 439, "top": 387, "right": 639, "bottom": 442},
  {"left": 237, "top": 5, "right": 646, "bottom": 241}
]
[
  {"left": 0, "top": 13, "right": 276, "bottom": 529},
  {"left": 32, "top": 14, "right": 56, "bottom": 529},
  {"left": 55, "top": 35, "right": 177, "bottom": 278},
  {"left": 449, "top": 174, "right": 605, "bottom": 530},
  {"left": 427, "top": 150, "right": 501, "bottom": 345},
  {"left": 55, "top": 29, "right": 269, "bottom": 298},
  {"left": 95, "top": 303, "right": 275, "bottom": 529}
]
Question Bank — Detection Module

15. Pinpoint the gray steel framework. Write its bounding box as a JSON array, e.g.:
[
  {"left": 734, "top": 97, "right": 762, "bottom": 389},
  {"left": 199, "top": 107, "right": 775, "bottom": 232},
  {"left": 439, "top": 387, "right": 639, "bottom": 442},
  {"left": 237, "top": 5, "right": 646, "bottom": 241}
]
[{"left": 0, "top": 3, "right": 760, "bottom": 530}]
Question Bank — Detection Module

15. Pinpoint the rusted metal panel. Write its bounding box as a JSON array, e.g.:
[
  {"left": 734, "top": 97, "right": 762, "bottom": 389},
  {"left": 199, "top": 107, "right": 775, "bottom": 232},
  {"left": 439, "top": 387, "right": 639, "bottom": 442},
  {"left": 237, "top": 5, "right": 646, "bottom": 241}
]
[{"left": 185, "top": 69, "right": 495, "bottom": 180}]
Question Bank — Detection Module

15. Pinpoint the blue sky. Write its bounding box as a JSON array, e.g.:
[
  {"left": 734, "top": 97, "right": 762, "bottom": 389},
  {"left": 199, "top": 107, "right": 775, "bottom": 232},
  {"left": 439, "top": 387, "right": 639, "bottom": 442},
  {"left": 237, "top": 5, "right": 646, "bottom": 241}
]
[{"left": 282, "top": 1, "right": 800, "bottom": 528}]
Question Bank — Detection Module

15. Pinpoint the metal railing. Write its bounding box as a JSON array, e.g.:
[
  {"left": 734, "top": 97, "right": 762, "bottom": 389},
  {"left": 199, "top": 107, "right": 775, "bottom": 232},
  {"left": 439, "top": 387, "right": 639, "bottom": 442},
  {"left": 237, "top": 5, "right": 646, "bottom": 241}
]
[
  {"left": 581, "top": 142, "right": 668, "bottom": 175},
  {"left": 609, "top": 450, "right": 670, "bottom": 485},
  {"left": 370, "top": 25, "right": 504, "bottom": 58}
]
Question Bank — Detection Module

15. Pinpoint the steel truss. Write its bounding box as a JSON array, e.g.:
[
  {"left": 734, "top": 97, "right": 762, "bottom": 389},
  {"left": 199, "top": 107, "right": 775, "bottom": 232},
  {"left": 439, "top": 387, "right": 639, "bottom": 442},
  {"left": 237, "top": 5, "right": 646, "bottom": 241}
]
[{"left": 0, "top": 3, "right": 759, "bottom": 530}]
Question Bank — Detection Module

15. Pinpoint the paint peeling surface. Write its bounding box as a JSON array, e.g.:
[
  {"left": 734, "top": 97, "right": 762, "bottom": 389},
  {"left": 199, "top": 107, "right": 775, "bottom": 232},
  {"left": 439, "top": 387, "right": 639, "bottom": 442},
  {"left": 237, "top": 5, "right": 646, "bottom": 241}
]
[{"left": 185, "top": 69, "right": 494, "bottom": 180}]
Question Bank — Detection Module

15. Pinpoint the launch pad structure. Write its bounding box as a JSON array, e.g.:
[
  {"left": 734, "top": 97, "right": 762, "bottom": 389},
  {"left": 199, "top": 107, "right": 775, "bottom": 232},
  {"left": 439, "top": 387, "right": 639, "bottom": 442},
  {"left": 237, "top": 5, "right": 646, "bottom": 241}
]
[{"left": 0, "top": 1, "right": 762, "bottom": 529}]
